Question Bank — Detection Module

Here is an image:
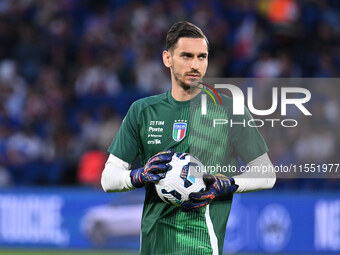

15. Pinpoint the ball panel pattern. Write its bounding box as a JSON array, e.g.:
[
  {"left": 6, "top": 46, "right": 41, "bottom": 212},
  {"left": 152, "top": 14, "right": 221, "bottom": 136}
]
[{"left": 155, "top": 153, "right": 205, "bottom": 207}]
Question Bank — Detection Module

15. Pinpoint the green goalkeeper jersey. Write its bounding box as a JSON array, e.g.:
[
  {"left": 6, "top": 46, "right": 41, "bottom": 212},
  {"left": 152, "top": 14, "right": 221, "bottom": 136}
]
[{"left": 108, "top": 89, "right": 268, "bottom": 255}]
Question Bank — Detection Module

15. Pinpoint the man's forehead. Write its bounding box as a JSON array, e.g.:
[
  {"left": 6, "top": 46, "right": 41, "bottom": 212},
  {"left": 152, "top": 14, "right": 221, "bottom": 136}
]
[{"left": 173, "top": 37, "right": 208, "bottom": 54}]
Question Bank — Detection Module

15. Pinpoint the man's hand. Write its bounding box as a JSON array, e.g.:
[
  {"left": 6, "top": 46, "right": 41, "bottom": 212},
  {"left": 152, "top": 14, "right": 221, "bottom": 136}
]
[
  {"left": 130, "top": 149, "right": 174, "bottom": 188},
  {"left": 181, "top": 174, "right": 238, "bottom": 212}
]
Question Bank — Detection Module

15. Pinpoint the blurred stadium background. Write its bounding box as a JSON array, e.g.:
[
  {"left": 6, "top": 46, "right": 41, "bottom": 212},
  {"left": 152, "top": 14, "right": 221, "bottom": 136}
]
[{"left": 0, "top": 0, "right": 339, "bottom": 254}]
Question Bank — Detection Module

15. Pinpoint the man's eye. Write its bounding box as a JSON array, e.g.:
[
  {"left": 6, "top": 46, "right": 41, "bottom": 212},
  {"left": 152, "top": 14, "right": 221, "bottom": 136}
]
[{"left": 199, "top": 56, "right": 206, "bottom": 59}]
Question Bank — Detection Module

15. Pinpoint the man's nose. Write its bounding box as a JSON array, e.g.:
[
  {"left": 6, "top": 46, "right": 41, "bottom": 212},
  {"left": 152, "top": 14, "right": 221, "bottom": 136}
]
[{"left": 190, "top": 58, "right": 200, "bottom": 70}]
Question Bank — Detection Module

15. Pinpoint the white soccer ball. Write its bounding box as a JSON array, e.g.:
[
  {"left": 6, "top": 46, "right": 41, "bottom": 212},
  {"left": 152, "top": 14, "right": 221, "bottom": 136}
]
[{"left": 155, "top": 152, "right": 205, "bottom": 207}]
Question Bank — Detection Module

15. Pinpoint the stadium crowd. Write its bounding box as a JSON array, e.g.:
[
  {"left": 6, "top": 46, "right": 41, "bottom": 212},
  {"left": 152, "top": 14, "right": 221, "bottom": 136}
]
[{"left": 0, "top": 0, "right": 339, "bottom": 188}]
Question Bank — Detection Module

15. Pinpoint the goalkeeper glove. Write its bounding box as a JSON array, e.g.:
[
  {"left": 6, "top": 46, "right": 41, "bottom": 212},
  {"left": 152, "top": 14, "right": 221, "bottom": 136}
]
[
  {"left": 130, "top": 149, "right": 174, "bottom": 188},
  {"left": 181, "top": 174, "right": 238, "bottom": 212}
]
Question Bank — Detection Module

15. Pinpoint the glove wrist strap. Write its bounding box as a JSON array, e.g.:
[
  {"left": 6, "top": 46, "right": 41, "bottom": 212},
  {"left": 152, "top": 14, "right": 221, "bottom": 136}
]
[
  {"left": 223, "top": 177, "right": 238, "bottom": 194},
  {"left": 130, "top": 168, "right": 145, "bottom": 188},
  {"left": 215, "top": 177, "right": 238, "bottom": 196}
]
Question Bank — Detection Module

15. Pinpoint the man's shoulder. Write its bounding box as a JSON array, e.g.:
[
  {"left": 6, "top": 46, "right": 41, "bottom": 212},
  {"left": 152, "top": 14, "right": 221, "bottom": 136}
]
[
  {"left": 218, "top": 93, "right": 233, "bottom": 108},
  {"left": 218, "top": 93, "right": 251, "bottom": 117},
  {"left": 131, "top": 91, "right": 168, "bottom": 112}
]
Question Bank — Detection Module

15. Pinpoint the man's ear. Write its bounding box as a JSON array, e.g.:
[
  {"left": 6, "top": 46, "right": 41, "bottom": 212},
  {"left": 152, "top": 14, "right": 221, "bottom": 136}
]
[{"left": 163, "top": 50, "right": 172, "bottom": 68}]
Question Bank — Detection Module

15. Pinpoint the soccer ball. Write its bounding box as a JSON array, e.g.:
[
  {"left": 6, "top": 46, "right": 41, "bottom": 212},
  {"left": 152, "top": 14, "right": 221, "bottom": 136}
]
[{"left": 155, "top": 152, "right": 205, "bottom": 207}]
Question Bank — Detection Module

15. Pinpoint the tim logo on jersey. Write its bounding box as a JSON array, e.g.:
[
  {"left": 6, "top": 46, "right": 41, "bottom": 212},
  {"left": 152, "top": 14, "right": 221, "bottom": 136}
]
[{"left": 173, "top": 120, "right": 187, "bottom": 142}]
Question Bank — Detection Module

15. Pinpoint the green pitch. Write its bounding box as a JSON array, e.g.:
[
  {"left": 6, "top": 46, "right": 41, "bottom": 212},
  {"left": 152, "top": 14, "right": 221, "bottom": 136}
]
[
  {"left": 0, "top": 251, "right": 136, "bottom": 255},
  {"left": 0, "top": 251, "right": 302, "bottom": 255}
]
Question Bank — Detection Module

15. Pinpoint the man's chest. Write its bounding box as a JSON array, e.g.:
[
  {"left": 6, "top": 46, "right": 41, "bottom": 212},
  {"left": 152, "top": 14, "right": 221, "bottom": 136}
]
[
  {"left": 140, "top": 114, "right": 190, "bottom": 156},
  {"left": 138, "top": 107, "right": 232, "bottom": 164}
]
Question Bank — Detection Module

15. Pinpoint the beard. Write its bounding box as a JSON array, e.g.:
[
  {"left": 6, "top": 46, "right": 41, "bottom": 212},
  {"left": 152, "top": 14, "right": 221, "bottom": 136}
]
[{"left": 171, "top": 65, "right": 202, "bottom": 91}]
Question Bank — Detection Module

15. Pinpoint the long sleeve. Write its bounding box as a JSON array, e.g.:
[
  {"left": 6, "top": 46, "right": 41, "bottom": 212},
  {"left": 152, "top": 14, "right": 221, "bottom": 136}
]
[
  {"left": 101, "top": 154, "right": 135, "bottom": 192},
  {"left": 234, "top": 153, "right": 276, "bottom": 193}
]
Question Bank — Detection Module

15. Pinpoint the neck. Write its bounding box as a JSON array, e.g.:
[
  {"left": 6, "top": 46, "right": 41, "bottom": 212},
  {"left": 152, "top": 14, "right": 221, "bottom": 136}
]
[{"left": 171, "top": 83, "right": 201, "bottom": 101}]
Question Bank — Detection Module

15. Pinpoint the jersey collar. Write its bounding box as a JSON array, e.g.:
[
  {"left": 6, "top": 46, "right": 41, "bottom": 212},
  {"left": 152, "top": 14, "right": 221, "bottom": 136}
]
[{"left": 166, "top": 89, "right": 202, "bottom": 108}]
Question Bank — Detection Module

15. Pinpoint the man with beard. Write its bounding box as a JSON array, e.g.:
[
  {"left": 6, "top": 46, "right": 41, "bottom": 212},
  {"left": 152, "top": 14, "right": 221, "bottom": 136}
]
[{"left": 101, "top": 21, "right": 276, "bottom": 255}]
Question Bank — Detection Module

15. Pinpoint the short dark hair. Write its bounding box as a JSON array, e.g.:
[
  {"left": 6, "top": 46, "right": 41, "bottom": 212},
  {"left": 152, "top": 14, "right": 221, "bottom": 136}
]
[{"left": 166, "top": 21, "right": 209, "bottom": 52}]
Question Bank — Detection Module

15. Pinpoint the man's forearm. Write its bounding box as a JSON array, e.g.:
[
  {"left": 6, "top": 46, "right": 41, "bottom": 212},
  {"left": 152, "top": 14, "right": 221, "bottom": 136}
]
[
  {"left": 234, "top": 153, "right": 276, "bottom": 193},
  {"left": 101, "top": 154, "right": 135, "bottom": 192}
]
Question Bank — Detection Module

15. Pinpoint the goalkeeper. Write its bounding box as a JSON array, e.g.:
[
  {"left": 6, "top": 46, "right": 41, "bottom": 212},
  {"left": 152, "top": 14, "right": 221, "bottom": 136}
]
[{"left": 101, "top": 21, "right": 276, "bottom": 255}]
